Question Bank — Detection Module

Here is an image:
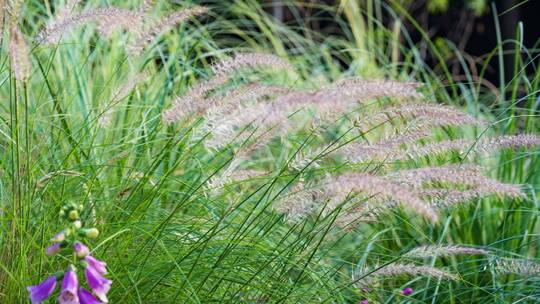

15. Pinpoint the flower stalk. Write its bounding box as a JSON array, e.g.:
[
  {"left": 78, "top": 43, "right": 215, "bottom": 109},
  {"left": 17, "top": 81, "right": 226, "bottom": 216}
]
[{"left": 27, "top": 203, "right": 112, "bottom": 303}]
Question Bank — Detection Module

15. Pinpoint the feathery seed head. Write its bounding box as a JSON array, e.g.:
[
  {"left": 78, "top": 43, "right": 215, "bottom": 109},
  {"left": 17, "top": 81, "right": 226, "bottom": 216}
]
[
  {"left": 96, "top": 11, "right": 145, "bottom": 38},
  {"left": 206, "top": 159, "right": 269, "bottom": 192},
  {"left": 9, "top": 25, "right": 31, "bottom": 82},
  {"left": 336, "top": 104, "right": 480, "bottom": 163},
  {"left": 205, "top": 83, "right": 290, "bottom": 114},
  {"left": 332, "top": 78, "right": 423, "bottom": 100},
  {"left": 387, "top": 164, "right": 485, "bottom": 188},
  {"left": 288, "top": 146, "right": 327, "bottom": 171},
  {"left": 139, "top": 0, "right": 155, "bottom": 13},
  {"left": 162, "top": 75, "right": 230, "bottom": 124},
  {"left": 128, "top": 5, "right": 209, "bottom": 55},
  {"left": 200, "top": 83, "right": 291, "bottom": 137},
  {"left": 55, "top": 0, "right": 81, "bottom": 23},
  {"left": 211, "top": 52, "right": 293, "bottom": 76},
  {"left": 405, "top": 245, "right": 490, "bottom": 258},
  {"left": 275, "top": 173, "right": 439, "bottom": 224},
  {"left": 273, "top": 182, "right": 324, "bottom": 221},
  {"left": 356, "top": 263, "right": 458, "bottom": 288},
  {"left": 355, "top": 103, "right": 481, "bottom": 134},
  {"left": 325, "top": 173, "right": 439, "bottom": 223},
  {"left": 203, "top": 103, "right": 282, "bottom": 151},
  {"left": 346, "top": 134, "right": 540, "bottom": 164},
  {"left": 405, "top": 134, "right": 540, "bottom": 160},
  {"left": 389, "top": 165, "right": 526, "bottom": 207},
  {"left": 333, "top": 200, "right": 399, "bottom": 227},
  {"left": 7, "top": 0, "right": 23, "bottom": 24},
  {"left": 493, "top": 258, "right": 540, "bottom": 276},
  {"left": 38, "top": 7, "right": 146, "bottom": 44},
  {"left": 421, "top": 185, "right": 525, "bottom": 209},
  {"left": 204, "top": 79, "right": 426, "bottom": 150},
  {"left": 228, "top": 169, "right": 268, "bottom": 182},
  {"left": 481, "top": 134, "right": 540, "bottom": 151}
]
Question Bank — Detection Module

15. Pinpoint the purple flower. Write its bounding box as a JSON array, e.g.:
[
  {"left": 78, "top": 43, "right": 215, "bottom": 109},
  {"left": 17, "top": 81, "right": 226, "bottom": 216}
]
[
  {"left": 78, "top": 288, "right": 103, "bottom": 304},
  {"left": 45, "top": 243, "right": 61, "bottom": 256},
  {"left": 359, "top": 300, "right": 369, "bottom": 304},
  {"left": 401, "top": 287, "right": 414, "bottom": 296},
  {"left": 27, "top": 275, "right": 57, "bottom": 304},
  {"left": 85, "top": 255, "right": 107, "bottom": 275},
  {"left": 74, "top": 242, "right": 90, "bottom": 258},
  {"left": 58, "top": 270, "right": 79, "bottom": 304},
  {"left": 85, "top": 265, "right": 112, "bottom": 302}
]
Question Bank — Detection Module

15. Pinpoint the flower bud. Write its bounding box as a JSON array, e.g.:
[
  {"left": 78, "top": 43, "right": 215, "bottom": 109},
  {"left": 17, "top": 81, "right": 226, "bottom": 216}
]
[
  {"left": 68, "top": 210, "right": 79, "bottom": 221},
  {"left": 45, "top": 243, "right": 61, "bottom": 256},
  {"left": 73, "top": 220, "right": 82, "bottom": 229},
  {"left": 401, "top": 287, "right": 413, "bottom": 296},
  {"left": 51, "top": 231, "right": 66, "bottom": 243},
  {"left": 85, "top": 228, "right": 99, "bottom": 239},
  {"left": 74, "top": 242, "right": 90, "bottom": 258}
]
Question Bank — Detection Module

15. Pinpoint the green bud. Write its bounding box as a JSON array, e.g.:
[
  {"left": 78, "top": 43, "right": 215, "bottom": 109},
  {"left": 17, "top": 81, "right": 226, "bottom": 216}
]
[
  {"left": 78, "top": 260, "right": 88, "bottom": 269},
  {"left": 68, "top": 210, "right": 79, "bottom": 221},
  {"left": 85, "top": 228, "right": 99, "bottom": 239}
]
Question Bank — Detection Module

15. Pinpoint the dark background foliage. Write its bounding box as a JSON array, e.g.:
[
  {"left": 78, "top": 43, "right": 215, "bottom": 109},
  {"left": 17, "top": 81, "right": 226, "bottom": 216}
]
[{"left": 256, "top": 0, "right": 540, "bottom": 82}]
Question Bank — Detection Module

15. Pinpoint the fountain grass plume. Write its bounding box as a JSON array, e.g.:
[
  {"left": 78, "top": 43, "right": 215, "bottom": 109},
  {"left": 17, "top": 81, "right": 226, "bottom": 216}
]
[
  {"left": 9, "top": 25, "right": 30, "bottom": 82},
  {"left": 493, "top": 258, "right": 540, "bottom": 276},
  {"left": 325, "top": 173, "right": 439, "bottom": 223},
  {"left": 405, "top": 134, "right": 540, "bottom": 160},
  {"left": 128, "top": 5, "right": 209, "bottom": 55},
  {"left": 211, "top": 52, "right": 294, "bottom": 76},
  {"left": 405, "top": 245, "right": 490, "bottom": 258},
  {"left": 38, "top": 6, "right": 146, "bottom": 44},
  {"left": 386, "top": 164, "right": 524, "bottom": 196},
  {"left": 356, "top": 263, "right": 458, "bottom": 289}
]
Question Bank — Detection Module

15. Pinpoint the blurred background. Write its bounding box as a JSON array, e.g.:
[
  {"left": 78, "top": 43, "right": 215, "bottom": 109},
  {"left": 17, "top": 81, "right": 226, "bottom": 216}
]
[{"left": 259, "top": 0, "right": 540, "bottom": 82}]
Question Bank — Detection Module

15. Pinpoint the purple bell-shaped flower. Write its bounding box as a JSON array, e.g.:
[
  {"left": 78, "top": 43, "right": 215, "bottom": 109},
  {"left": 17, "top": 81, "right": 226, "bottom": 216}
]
[
  {"left": 27, "top": 275, "right": 57, "bottom": 304},
  {"left": 78, "top": 288, "right": 103, "bottom": 304},
  {"left": 85, "top": 264, "right": 112, "bottom": 302},
  {"left": 58, "top": 269, "right": 79, "bottom": 304},
  {"left": 85, "top": 255, "right": 107, "bottom": 275}
]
